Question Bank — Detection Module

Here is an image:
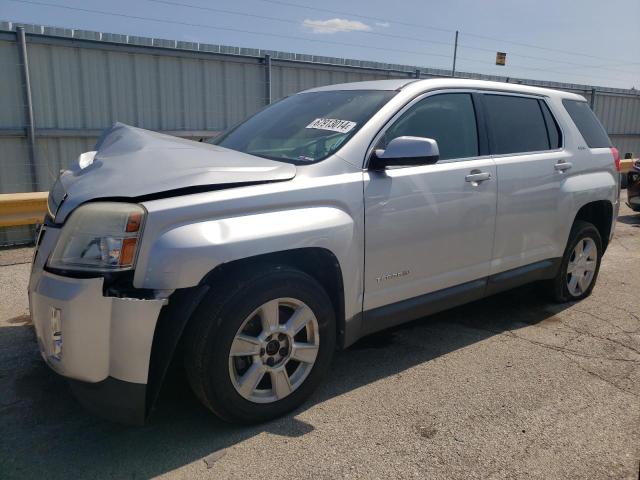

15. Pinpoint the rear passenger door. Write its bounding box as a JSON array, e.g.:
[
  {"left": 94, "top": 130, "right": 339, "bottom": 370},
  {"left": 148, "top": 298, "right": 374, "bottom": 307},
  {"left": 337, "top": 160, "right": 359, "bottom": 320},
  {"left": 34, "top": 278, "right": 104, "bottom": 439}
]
[{"left": 483, "top": 93, "right": 566, "bottom": 275}]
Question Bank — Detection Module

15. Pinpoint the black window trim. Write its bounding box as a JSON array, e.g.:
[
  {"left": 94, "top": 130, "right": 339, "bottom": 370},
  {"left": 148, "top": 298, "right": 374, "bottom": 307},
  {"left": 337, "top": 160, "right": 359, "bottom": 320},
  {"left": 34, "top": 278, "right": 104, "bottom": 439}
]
[
  {"left": 365, "top": 88, "right": 489, "bottom": 169},
  {"left": 481, "top": 92, "right": 565, "bottom": 158},
  {"left": 538, "top": 98, "right": 564, "bottom": 151}
]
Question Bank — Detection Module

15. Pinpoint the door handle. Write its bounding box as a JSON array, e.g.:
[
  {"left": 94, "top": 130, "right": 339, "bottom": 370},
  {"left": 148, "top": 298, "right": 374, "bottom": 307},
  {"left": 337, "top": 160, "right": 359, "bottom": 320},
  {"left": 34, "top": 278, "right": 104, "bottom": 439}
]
[
  {"left": 554, "top": 161, "right": 573, "bottom": 172},
  {"left": 465, "top": 171, "right": 491, "bottom": 184}
]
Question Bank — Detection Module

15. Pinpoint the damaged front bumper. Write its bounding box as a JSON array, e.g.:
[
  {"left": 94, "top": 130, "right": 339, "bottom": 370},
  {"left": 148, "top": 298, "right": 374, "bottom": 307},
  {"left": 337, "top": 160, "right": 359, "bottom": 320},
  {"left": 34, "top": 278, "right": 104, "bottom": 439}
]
[{"left": 28, "top": 226, "right": 166, "bottom": 425}]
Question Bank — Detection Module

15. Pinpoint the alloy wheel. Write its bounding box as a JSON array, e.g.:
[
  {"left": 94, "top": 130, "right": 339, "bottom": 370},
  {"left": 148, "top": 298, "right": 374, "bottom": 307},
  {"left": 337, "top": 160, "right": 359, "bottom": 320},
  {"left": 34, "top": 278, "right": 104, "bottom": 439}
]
[
  {"left": 566, "top": 237, "right": 597, "bottom": 297},
  {"left": 228, "top": 297, "right": 320, "bottom": 403}
]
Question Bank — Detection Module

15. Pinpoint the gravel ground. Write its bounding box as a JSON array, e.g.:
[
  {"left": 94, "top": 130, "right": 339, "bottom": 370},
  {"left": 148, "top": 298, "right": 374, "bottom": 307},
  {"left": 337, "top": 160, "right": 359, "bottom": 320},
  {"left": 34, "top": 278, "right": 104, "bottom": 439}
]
[{"left": 0, "top": 197, "right": 638, "bottom": 480}]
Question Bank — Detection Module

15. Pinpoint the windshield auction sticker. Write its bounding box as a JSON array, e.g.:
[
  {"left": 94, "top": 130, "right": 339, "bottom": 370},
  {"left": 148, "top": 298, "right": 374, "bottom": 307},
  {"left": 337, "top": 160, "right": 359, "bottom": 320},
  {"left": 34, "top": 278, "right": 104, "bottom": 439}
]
[{"left": 306, "top": 118, "right": 357, "bottom": 134}]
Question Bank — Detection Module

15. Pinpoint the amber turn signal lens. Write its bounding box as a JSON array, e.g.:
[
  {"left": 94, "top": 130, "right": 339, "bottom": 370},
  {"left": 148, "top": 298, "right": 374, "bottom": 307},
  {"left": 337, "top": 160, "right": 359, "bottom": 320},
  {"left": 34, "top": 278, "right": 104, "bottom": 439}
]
[
  {"left": 126, "top": 212, "right": 143, "bottom": 232},
  {"left": 120, "top": 238, "right": 138, "bottom": 266}
]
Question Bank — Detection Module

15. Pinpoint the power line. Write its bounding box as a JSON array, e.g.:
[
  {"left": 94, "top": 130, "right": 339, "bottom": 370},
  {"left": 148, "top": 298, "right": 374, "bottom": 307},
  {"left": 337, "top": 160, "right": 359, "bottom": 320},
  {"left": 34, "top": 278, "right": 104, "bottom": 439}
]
[
  {"left": 144, "top": 0, "right": 457, "bottom": 51},
  {"left": 254, "top": 0, "right": 455, "bottom": 34},
  {"left": 504, "top": 59, "right": 640, "bottom": 75},
  {"left": 9, "top": 0, "right": 638, "bottom": 76},
  {"left": 473, "top": 59, "right": 634, "bottom": 83},
  {"left": 143, "top": 0, "right": 639, "bottom": 75},
  {"left": 256, "top": 0, "right": 640, "bottom": 67},
  {"left": 454, "top": 52, "right": 636, "bottom": 83},
  {"left": 461, "top": 31, "right": 640, "bottom": 66},
  {"left": 6, "top": 0, "right": 632, "bottom": 86},
  {"left": 457, "top": 43, "right": 639, "bottom": 75},
  {"left": 6, "top": 0, "right": 459, "bottom": 62}
]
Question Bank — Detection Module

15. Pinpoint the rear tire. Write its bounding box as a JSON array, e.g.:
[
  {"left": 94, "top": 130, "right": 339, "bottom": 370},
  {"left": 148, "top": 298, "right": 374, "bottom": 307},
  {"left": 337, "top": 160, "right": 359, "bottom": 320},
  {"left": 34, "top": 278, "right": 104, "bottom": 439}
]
[
  {"left": 183, "top": 265, "right": 335, "bottom": 424},
  {"left": 546, "top": 220, "right": 602, "bottom": 303}
]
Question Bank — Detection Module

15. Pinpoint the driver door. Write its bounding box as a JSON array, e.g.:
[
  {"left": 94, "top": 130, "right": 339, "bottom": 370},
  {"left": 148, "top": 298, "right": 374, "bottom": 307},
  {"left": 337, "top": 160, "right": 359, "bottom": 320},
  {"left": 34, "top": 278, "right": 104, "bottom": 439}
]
[{"left": 363, "top": 91, "right": 497, "bottom": 313}]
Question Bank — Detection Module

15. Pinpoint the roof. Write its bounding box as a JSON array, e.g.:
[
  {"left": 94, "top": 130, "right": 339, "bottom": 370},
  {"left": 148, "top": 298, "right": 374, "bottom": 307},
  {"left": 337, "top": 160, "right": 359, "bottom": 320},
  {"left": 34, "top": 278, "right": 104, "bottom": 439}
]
[
  {"left": 302, "top": 79, "right": 418, "bottom": 92},
  {"left": 301, "top": 78, "right": 586, "bottom": 100}
]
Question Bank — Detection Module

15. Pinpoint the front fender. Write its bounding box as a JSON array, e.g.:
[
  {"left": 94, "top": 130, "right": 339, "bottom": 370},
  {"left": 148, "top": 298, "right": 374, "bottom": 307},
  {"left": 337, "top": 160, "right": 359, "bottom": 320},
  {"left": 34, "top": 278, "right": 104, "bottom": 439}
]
[{"left": 137, "top": 206, "right": 356, "bottom": 291}]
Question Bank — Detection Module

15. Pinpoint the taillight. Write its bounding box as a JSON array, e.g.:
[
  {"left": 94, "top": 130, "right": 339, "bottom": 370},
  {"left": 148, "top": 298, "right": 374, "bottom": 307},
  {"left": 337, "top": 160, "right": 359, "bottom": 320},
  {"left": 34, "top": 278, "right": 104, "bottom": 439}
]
[{"left": 611, "top": 147, "right": 621, "bottom": 172}]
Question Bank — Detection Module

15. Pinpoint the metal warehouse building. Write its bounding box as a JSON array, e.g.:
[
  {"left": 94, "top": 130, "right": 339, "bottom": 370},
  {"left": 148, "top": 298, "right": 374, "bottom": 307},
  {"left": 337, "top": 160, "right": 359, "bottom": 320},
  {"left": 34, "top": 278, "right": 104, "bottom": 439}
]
[{"left": 1, "top": 21, "right": 639, "bottom": 243}]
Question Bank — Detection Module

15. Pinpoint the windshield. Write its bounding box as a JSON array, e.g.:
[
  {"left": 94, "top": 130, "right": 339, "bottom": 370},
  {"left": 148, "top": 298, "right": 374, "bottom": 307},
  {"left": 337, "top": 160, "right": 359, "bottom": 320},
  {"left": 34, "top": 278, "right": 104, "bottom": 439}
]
[{"left": 210, "top": 90, "right": 396, "bottom": 163}]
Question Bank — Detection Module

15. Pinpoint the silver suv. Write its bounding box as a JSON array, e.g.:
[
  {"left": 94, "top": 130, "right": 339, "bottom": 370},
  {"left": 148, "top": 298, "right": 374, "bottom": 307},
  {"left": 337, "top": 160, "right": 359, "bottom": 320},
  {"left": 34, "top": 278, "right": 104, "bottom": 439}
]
[{"left": 28, "top": 79, "right": 620, "bottom": 424}]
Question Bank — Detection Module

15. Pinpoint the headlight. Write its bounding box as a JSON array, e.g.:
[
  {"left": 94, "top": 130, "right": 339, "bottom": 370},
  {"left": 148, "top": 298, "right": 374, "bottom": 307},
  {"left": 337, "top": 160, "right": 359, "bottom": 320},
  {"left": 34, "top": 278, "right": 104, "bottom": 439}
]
[{"left": 48, "top": 202, "right": 146, "bottom": 272}]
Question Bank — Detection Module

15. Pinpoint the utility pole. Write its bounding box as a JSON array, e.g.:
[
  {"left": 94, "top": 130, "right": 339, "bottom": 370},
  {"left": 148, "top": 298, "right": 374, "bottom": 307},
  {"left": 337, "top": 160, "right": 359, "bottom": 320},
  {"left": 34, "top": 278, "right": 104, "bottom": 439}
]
[{"left": 451, "top": 30, "right": 459, "bottom": 78}]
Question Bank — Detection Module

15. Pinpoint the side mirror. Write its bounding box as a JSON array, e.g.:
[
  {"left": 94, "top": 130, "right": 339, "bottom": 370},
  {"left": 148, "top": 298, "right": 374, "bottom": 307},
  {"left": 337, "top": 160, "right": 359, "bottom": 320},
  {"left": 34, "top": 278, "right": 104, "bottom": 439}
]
[{"left": 369, "top": 136, "right": 439, "bottom": 170}]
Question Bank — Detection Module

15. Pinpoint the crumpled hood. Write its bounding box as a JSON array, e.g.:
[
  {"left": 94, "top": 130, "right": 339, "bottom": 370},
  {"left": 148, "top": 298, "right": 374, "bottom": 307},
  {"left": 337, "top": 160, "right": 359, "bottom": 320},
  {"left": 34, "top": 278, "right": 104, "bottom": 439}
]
[{"left": 50, "top": 123, "right": 296, "bottom": 222}]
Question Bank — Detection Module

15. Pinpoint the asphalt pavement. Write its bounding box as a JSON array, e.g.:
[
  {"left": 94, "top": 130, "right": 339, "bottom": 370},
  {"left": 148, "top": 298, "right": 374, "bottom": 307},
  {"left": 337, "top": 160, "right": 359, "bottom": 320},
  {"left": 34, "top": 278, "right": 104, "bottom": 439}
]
[{"left": 0, "top": 197, "right": 638, "bottom": 479}]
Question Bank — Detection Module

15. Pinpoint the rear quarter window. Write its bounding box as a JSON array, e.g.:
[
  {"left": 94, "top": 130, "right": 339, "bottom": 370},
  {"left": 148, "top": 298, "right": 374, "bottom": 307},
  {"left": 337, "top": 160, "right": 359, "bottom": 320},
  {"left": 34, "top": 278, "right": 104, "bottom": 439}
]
[{"left": 562, "top": 99, "right": 611, "bottom": 148}]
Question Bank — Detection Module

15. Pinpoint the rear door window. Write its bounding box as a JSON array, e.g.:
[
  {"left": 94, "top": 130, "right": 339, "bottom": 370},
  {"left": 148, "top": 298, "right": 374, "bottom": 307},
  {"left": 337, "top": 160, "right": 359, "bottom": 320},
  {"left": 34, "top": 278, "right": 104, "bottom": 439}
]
[
  {"left": 484, "top": 94, "right": 550, "bottom": 154},
  {"left": 562, "top": 99, "right": 611, "bottom": 148}
]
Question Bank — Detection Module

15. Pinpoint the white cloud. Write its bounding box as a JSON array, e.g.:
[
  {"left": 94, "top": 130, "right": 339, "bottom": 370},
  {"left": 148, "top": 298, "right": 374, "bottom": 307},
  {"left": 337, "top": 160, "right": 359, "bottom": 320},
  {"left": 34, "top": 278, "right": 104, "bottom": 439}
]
[
  {"left": 302, "top": 18, "right": 372, "bottom": 34},
  {"left": 375, "top": 22, "right": 390, "bottom": 28}
]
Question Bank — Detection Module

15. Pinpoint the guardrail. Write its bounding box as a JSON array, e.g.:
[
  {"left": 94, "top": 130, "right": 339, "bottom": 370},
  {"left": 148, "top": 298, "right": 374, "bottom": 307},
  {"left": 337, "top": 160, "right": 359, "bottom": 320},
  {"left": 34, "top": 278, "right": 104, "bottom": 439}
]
[
  {"left": 0, "top": 159, "right": 637, "bottom": 228},
  {"left": 0, "top": 192, "right": 48, "bottom": 228}
]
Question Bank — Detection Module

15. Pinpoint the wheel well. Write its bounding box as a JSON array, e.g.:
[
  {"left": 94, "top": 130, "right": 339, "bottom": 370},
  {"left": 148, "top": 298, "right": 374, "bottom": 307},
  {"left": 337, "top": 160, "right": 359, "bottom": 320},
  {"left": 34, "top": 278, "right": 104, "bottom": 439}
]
[
  {"left": 574, "top": 201, "right": 613, "bottom": 251},
  {"left": 200, "top": 248, "right": 346, "bottom": 347}
]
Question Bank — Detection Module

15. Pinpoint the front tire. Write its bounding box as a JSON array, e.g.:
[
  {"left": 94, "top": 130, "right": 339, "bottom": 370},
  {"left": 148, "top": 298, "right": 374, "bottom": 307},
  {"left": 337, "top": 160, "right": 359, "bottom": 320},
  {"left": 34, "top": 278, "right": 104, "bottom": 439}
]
[
  {"left": 183, "top": 266, "right": 335, "bottom": 423},
  {"left": 547, "top": 220, "right": 602, "bottom": 303}
]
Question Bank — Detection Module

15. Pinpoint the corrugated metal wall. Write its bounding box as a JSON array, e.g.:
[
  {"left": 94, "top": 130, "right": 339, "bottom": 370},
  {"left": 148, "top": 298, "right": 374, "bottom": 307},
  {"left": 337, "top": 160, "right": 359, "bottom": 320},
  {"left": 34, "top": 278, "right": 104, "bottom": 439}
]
[
  {"left": 1, "top": 21, "right": 639, "bottom": 245},
  {"left": 593, "top": 93, "right": 640, "bottom": 157}
]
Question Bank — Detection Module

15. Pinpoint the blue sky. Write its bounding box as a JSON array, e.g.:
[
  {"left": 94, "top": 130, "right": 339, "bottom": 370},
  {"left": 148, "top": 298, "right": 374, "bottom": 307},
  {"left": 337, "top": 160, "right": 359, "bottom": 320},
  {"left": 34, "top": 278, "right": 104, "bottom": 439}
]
[{"left": 1, "top": 0, "right": 638, "bottom": 89}]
